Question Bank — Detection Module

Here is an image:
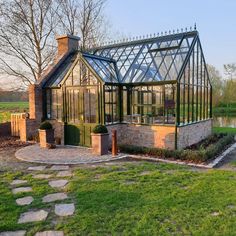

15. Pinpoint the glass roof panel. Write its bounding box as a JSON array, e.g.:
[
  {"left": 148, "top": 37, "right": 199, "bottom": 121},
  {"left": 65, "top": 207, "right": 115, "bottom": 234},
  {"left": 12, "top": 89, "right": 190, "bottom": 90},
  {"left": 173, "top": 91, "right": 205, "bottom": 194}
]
[
  {"left": 91, "top": 32, "right": 197, "bottom": 83},
  {"left": 44, "top": 52, "right": 78, "bottom": 87},
  {"left": 83, "top": 54, "right": 119, "bottom": 83}
]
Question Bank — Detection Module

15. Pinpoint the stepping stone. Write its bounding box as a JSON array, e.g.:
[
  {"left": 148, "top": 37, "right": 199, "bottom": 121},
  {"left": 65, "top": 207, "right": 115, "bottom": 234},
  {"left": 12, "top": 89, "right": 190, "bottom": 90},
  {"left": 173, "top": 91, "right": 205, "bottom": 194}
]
[
  {"left": 42, "top": 193, "right": 68, "bottom": 203},
  {"left": 55, "top": 203, "right": 75, "bottom": 216},
  {"left": 50, "top": 165, "right": 69, "bottom": 171},
  {"left": 12, "top": 187, "right": 32, "bottom": 194},
  {"left": 10, "top": 180, "right": 28, "bottom": 186},
  {"left": 18, "top": 210, "right": 48, "bottom": 223},
  {"left": 49, "top": 180, "right": 68, "bottom": 188},
  {"left": 33, "top": 174, "right": 53, "bottom": 179},
  {"left": 28, "top": 166, "right": 46, "bottom": 171},
  {"left": 0, "top": 231, "right": 26, "bottom": 236},
  {"left": 140, "top": 171, "right": 152, "bottom": 176},
  {"left": 211, "top": 211, "right": 220, "bottom": 216},
  {"left": 16, "top": 196, "right": 34, "bottom": 206},
  {"left": 35, "top": 231, "right": 64, "bottom": 236},
  {"left": 56, "top": 171, "right": 72, "bottom": 177}
]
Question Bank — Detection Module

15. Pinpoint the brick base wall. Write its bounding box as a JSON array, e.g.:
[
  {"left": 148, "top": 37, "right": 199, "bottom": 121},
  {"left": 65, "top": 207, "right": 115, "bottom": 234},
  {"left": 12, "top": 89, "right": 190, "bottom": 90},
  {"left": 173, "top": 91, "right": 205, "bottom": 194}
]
[
  {"left": 177, "top": 119, "right": 213, "bottom": 149},
  {"left": 107, "top": 124, "right": 176, "bottom": 150}
]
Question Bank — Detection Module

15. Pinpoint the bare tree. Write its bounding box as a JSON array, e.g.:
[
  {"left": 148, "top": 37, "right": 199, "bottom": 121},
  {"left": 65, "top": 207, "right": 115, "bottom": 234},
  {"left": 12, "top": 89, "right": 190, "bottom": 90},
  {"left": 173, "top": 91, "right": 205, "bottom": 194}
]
[
  {"left": 57, "top": 0, "right": 108, "bottom": 49},
  {"left": 0, "top": 0, "right": 109, "bottom": 89},
  {"left": 224, "top": 63, "right": 236, "bottom": 80},
  {"left": 0, "top": 0, "right": 59, "bottom": 87}
]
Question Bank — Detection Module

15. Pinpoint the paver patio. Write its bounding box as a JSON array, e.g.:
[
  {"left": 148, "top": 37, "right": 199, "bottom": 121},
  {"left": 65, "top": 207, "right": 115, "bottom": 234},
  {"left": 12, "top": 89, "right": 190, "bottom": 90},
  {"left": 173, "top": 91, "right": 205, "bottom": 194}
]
[{"left": 16, "top": 144, "right": 125, "bottom": 165}]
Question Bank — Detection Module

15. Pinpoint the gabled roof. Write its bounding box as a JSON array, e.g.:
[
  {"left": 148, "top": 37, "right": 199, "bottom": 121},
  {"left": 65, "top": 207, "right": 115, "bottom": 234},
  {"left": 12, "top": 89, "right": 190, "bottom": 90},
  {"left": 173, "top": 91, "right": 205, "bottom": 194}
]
[
  {"left": 90, "top": 31, "right": 198, "bottom": 83},
  {"left": 43, "top": 30, "right": 203, "bottom": 88},
  {"left": 43, "top": 51, "right": 79, "bottom": 87}
]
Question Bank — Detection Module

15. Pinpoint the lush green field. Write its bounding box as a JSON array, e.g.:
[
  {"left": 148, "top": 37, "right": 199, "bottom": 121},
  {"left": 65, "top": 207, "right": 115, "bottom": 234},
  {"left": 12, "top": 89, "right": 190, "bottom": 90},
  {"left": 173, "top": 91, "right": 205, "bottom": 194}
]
[
  {"left": 213, "top": 127, "right": 236, "bottom": 134},
  {"left": 1, "top": 162, "right": 236, "bottom": 235},
  {"left": 213, "top": 103, "right": 236, "bottom": 115},
  {"left": 0, "top": 102, "right": 28, "bottom": 123}
]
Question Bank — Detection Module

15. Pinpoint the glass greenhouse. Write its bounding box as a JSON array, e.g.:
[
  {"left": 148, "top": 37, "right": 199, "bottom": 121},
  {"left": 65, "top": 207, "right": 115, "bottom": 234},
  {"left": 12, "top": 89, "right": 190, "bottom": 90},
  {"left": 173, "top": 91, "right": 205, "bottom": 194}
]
[{"left": 43, "top": 30, "right": 212, "bottom": 148}]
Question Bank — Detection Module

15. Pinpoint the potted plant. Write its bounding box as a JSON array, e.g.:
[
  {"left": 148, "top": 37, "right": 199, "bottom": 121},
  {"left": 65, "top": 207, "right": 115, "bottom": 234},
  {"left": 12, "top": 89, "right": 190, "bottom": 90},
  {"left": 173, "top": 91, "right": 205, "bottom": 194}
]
[
  {"left": 38, "top": 121, "right": 54, "bottom": 148},
  {"left": 91, "top": 124, "right": 109, "bottom": 155}
]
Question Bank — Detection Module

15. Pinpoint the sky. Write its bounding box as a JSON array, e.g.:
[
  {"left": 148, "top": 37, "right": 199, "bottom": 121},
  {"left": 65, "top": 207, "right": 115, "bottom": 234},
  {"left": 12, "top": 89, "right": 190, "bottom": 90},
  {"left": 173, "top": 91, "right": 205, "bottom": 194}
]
[{"left": 105, "top": 0, "right": 236, "bottom": 75}]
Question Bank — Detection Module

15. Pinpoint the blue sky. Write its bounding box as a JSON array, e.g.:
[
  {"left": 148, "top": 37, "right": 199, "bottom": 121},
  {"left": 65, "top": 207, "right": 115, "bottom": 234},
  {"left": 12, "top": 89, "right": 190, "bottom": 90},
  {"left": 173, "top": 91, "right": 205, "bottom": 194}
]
[{"left": 105, "top": 0, "right": 236, "bottom": 75}]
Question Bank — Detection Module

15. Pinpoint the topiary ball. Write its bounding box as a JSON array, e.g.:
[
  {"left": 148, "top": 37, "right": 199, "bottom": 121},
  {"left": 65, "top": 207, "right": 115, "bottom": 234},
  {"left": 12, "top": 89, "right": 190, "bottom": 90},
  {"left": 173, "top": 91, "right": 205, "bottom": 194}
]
[
  {"left": 39, "top": 121, "right": 52, "bottom": 130},
  {"left": 92, "top": 124, "right": 108, "bottom": 134}
]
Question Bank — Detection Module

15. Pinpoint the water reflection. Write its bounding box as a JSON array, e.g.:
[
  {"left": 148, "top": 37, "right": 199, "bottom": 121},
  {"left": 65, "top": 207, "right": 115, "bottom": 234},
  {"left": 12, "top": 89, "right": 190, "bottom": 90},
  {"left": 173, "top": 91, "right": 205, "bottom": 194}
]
[{"left": 213, "top": 116, "right": 236, "bottom": 128}]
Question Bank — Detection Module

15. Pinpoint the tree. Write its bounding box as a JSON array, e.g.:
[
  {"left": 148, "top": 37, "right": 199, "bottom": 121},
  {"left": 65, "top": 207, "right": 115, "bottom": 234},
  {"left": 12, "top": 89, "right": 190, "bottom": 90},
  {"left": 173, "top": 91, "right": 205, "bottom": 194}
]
[
  {"left": 223, "top": 63, "right": 236, "bottom": 106},
  {"left": 57, "top": 0, "right": 108, "bottom": 50},
  {"left": 207, "top": 64, "right": 223, "bottom": 106},
  {"left": 224, "top": 63, "right": 236, "bottom": 80},
  {"left": 0, "top": 0, "right": 60, "bottom": 86},
  {"left": 0, "top": 0, "right": 109, "bottom": 89}
]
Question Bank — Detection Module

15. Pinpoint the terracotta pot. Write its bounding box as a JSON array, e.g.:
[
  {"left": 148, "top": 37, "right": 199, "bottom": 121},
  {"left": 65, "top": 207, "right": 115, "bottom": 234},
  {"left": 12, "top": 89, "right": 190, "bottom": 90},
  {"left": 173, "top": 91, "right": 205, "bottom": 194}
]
[
  {"left": 91, "top": 133, "right": 109, "bottom": 155},
  {"left": 39, "top": 129, "right": 54, "bottom": 148}
]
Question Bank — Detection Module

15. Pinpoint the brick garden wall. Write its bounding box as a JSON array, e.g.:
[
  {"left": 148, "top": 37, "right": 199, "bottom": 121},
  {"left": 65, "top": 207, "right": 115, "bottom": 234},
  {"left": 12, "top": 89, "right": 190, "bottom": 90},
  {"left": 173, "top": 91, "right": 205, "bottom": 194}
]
[
  {"left": 177, "top": 119, "right": 213, "bottom": 149},
  {"left": 107, "top": 124, "right": 176, "bottom": 150}
]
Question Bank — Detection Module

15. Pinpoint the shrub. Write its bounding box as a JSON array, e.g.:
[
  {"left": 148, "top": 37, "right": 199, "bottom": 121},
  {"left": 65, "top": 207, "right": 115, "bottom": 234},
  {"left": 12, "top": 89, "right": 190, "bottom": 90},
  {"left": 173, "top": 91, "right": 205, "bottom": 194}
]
[
  {"left": 119, "top": 134, "right": 235, "bottom": 163},
  {"left": 92, "top": 124, "right": 108, "bottom": 134},
  {"left": 39, "top": 121, "right": 52, "bottom": 130}
]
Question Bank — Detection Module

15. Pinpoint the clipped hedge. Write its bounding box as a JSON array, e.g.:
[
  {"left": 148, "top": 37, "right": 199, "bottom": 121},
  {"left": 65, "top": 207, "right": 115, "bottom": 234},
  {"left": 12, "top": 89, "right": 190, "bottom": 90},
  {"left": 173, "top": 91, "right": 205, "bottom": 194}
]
[
  {"left": 39, "top": 121, "right": 52, "bottom": 130},
  {"left": 119, "top": 134, "right": 235, "bottom": 163},
  {"left": 92, "top": 124, "right": 108, "bottom": 134}
]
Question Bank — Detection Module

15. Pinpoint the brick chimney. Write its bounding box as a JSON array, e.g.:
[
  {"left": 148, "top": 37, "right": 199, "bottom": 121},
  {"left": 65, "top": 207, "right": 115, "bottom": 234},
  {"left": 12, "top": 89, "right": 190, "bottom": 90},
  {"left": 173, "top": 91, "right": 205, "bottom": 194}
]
[{"left": 56, "top": 35, "right": 80, "bottom": 57}]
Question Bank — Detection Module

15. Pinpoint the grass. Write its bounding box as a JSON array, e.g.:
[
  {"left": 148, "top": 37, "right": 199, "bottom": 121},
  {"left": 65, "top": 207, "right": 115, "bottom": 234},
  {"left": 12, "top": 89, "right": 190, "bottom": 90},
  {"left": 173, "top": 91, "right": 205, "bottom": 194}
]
[
  {"left": 0, "top": 102, "right": 28, "bottom": 123},
  {"left": 2, "top": 162, "right": 236, "bottom": 235},
  {"left": 213, "top": 127, "right": 236, "bottom": 134}
]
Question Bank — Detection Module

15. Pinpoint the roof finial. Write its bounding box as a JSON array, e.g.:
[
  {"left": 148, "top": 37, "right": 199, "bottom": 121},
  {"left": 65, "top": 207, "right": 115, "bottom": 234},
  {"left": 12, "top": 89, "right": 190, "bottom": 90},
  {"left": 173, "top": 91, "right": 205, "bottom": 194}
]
[
  {"left": 181, "top": 28, "right": 183, "bottom": 32},
  {"left": 190, "top": 26, "right": 192, "bottom": 31},
  {"left": 194, "top": 23, "right": 197, "bottom": 30}
]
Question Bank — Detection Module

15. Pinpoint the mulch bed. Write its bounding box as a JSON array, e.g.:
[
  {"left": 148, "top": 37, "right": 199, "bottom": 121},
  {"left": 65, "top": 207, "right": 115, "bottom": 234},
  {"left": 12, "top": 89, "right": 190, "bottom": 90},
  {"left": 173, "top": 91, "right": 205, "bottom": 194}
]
[{"left": 0, "top": 136, "right": 33, "bottom": 149}]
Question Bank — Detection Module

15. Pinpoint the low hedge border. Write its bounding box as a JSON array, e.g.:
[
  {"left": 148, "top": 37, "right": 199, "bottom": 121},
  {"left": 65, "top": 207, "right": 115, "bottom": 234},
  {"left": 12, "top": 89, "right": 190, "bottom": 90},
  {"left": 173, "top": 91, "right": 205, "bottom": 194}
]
[{"left": 119, "top": 134, "right": 235, "bottom": 163}]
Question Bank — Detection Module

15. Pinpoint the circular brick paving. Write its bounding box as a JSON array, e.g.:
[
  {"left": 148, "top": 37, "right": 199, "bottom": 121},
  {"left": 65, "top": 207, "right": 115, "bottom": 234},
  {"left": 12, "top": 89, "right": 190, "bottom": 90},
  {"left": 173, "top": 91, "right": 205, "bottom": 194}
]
[{"left": 15, "top": 144, "right": 125, "bottom": 164}]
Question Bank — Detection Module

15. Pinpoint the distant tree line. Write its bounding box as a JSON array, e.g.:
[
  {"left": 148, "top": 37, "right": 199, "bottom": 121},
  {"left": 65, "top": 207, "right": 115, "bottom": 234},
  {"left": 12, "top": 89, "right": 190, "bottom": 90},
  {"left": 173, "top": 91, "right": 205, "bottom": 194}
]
[
  {"left": 0, "top": 89, "right": 28, "bottom": 102},
  {"left": 208, "top": 63, "right": 236, "bottom": 107}
]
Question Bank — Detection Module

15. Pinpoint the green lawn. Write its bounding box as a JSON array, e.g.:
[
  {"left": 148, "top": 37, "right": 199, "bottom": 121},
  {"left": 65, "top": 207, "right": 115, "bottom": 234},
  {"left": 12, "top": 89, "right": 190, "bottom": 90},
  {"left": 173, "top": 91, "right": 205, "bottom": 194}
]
[
  {"left": 0, "top": 102, "right": 28, "bottom": 123},
  {"left": 2, "top": 162, "right": 236, "bottom": 235},
  {"left": 213, "top": 127, "right": 236, "bottom": 134}
]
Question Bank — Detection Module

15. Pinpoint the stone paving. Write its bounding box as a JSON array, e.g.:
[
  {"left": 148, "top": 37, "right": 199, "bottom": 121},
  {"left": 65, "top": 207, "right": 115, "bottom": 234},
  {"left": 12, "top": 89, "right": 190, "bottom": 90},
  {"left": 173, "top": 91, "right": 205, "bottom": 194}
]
[
  {"left": 10, "top": 180, "right": 28, "bottom": 186},
  {"left": 49, "top": 180, "right": 68, "bottom": 188},
  {"left": 18, "top": 210, "right": 49, "bottom": 224},
  {"left": 0, "top": 231, "right": 26, "bottom": 236},
  {"left": 12, "top": 187, "right": 33, "bottom": 195},
  {"left": 15, "top": 144, "right": 125, "bottom": 165},
  {"left": 56, "top": 171, "right": 72, "bottom": 177},
  {"left": 16, "top": 196, "right": 34, "bottom": 206},
  {"left": 42, "top": 193, "right": 68, "bottom": 203},
  {"left": 1, "top": 164, "right": 75, "bottom": 235},
  {"left": 55, "top": 203, "right": 75, "bottom": 216},
  {"left": 35, "top": 231, "right": 64, "bottom": 236}
]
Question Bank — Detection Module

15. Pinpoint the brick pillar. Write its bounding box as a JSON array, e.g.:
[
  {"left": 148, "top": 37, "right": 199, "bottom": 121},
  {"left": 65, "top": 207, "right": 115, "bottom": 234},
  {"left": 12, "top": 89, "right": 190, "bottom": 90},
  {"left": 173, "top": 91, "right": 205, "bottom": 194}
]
[{"left": 29, "top": 84, "right": 43, "bottom": 122}]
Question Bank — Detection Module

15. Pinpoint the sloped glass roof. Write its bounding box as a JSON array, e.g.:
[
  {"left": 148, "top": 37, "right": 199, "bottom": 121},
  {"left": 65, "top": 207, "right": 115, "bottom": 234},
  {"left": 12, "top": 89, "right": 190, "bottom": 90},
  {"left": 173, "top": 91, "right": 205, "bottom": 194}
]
[
  {"left": 82, "top": 53, "right": 119, "bottom": 83},
  {"left": 44, "top": 52, "right": 78, "bottom": 87},
  {"left": 91, "top": 31, "right": 197, "bottom": 83}
]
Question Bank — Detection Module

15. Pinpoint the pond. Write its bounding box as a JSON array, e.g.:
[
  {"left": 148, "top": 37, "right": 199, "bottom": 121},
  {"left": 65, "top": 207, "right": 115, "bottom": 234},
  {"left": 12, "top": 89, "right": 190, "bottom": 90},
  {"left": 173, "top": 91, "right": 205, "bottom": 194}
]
[{"left": 213, "top": 115, "right": 236, "bottom": 128}]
